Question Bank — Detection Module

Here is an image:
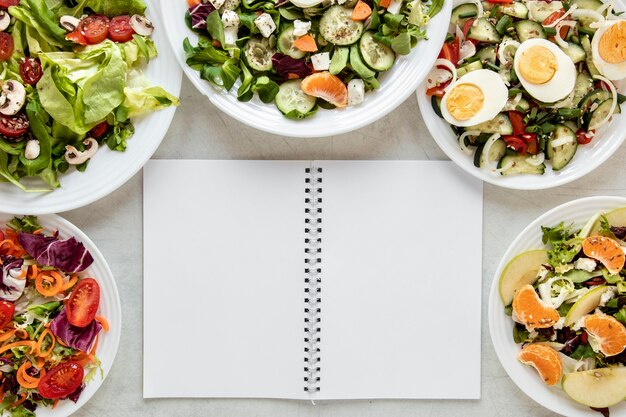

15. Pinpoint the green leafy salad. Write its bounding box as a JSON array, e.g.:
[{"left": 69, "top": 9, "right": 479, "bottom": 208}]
[{"left": 0, "top": 0, "right": 179, "bottom": 192}]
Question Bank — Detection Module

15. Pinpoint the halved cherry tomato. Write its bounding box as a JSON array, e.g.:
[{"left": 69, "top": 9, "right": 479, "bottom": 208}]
[
  {"left": 0, "top": 113, "right": 29, "bottom": 138},
  {"left": 438, "top": 37, "right": 460, "bottom": 66},
  {"left": 0, "top": 230, "right": 4, "bottom": 240},
  {"left": 66, "top": 278, "right": 100, "bottom": 328},
  {"left": 19, "top": 57, "right": 43, "bottom": 85},
  {"left": 503, "top": 135, "right": 527, "bottom": 154},
  {"left": 80, "top": 15, "right": 110, "bottom": 45},
  {"left": 520, "top": 133, "right": 539, "bottom": 155},
  {"left": 543, "top": 10, "right": 569, "bottom": 39},
  {"left": 0, "top": 301, "right": 14, "bottom": 330},
  {"left": 66, "top": 29, "right": 87, "bottom": 46},
  {"left": 0, "top": 0, "right": 19, "bottom": 8},
  {"left": 577, "top": 128, "right": 595, "bottom": 144},
  {"left": 426, "top": 80, "right": 451, "bottom": 97},
  {"left": 0, "top": 32, "right": 13, "bottom": 61},
  {"left": 38, "top": 362, "right": 84, "bottom": 399},
  {"left": 89, "top": 121, "right": 109, "bottom": 139},
  {"left": 508, "top": 111, "right": 526, "bottom": 136},
  {"left": 108, "top": 15, "right": 134, "bottom": 43},
  {"left": 462, "top": 19, "right": 475, "bottom": 37}
]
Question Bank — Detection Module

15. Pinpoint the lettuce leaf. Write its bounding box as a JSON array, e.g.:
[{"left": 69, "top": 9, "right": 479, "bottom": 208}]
[{"left": 88, "top": 0, "right": 147, "bottom": 16}]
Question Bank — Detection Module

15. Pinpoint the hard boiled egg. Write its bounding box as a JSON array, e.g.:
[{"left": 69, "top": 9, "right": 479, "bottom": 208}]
[
  {"left": 592, "top": 20, "right": 626, "bottom": 80},
  {"left": 440, "top": 69, "right": 508, "bottom": 127},
  {"left": 514, "top": 38, "right": 576, "bottom": 103}
]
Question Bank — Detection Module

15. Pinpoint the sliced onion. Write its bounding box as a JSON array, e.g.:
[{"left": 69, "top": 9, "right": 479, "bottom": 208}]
[
  {"left": 597, "top": 0, "right": 614, "bottom": 16},
  {"left": 555, "top": 21, "right": 576, "bottom": 48},
  {"left": 434, "top": 58, "right": 458, "bottom": 86},
  {"left": 591, "top": 74, "right": 618, "bottom": 129},
  {"left": 526, "top": 152, "right": 545, "bottom": 166},
  {"left": 426, "top": 68, "right": 453, "bottom": 89},
  {"left": 551, "top": 135, "right": 575, "bottom": 147},
  {"left": 455, "top": 24, "right": 465, "bottom": 44},
  {"left": 544, "top": 4, "right": 578, "bottom": 27},
  {"left": 459, "top": 41, "right": 477, "bottom": 63},
  {"left": 480, "top": 133, "right": 502, "bottom": 172},
  {"left": 497, "top": 38, "right": 520, "bottom": 67},
  {"left": 572, "top": 9, "right": 605, "bottom": 28},
  {"left": 494, "top": 159, "right": 514, "bottom": 174},
  {"left": 472, "top": 0, "right": 484, "bottom": 20},
  {"left": 458, "top": 130, "right": 480, "bottom": 155}
]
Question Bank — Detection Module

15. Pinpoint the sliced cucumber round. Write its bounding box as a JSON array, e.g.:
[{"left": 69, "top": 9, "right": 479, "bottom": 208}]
[
  {"left": 277, "top": 25, "right": 306, "bottom": 59},
  {"left": 468, "top": 17, "right": 501, "bottom": 43},
  {"left": 580, "top": 88, "right": 612, "bottom": 110},
  {"left": 527, "top": 0, "right": 563, "bottom": 22},
  {"left": 244, "top": 38, "right": 275, "bottom": 72},
  {"left": 451, "top": 3, "right": 478, "bottom": 26},
  {"left": 359, "top": 31, "right": 395, "bottom": 72},
  {"left": 515, "top": 20, "right": 546, "bottom": 42},
  {"left": 319, "top": 6, "right": 363, "bottom": 46},
  {"left": 588, "top": 99, "right": 621, "bottom": 130},
  {"left": 275, "top": 80, "right": 317, "bottom": 116},
  {"left": 547, "top": 124, "right": 578, "bottom": 171}
]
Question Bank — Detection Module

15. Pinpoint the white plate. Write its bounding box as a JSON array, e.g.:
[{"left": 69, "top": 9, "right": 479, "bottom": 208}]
[
  {"left": 0, "top": 213, "right": 121, "bottom": 417},
  {"left": 488, "top": 196, "right": 626, "bottom": 416},
  {"left": 417, "top": 0, "right": 626, "bottom": 190},
  {"left": 161, "top": 0, "right": 451, "bottom": 137},
  {"left": 0, "top": 0, "right": 182, "bottom": 215}
]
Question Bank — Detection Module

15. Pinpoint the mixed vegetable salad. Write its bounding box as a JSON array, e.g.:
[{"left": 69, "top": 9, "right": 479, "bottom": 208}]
[
  {"left": 0, "top": 216, "right": 105, "bottom": 417},
  {"left": 500, "top": 207, "right": 626, "bottom": 415},
  {"left": 183, "top": 0, "right": 442, "bottom": 119},
  {"left": 426, "top": 0, "right": 625, "bottom": 176},
  {"left": 0, "top": 0, "right": 179, "bottom": 192}
]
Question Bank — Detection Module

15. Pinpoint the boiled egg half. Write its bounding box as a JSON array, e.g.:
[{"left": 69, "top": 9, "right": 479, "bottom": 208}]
[
  {"left": 514, "top": 38, "right": 576, "bottom": 103},
  {"left": 592, "top": 19, "right": 626, "bottom": 80},
  {"left": 440, "top": 69, "right": 508, "bottom": 127}
]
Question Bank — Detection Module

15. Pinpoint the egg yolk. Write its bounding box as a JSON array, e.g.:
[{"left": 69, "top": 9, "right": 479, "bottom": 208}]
[
  {"left": 445, "top": 83, "right": 484, "bottom": 121},
  {"left": 599, "top": 21, "right": 626, "bottom": 64},
  {"left": 518, "top": 46, "right": 558, "bottom": 84}
]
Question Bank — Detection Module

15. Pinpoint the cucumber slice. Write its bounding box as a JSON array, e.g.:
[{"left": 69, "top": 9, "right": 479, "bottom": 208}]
[
  {"left": 319, "top": 6, "right": 363, "bottom": 46},
  {"left": 527, "top": 0, "right": 563, "bottom": 21},
  {"left": 359, "top": 31, "right": 395, "bottom": 71},
  {"left": 559, "top": 42, "right": 586, "bottom": 64},
  {"left": 329, "top": 46, "right": 349, "bottom": 75},
  {"left": 275, "top": 80, "right": 317, "bottom": 116},
  {"left": 479, "top": 138, "right": 507, "bottom": 168},
  {"left": 571, "top": 0, "right": 604, "bottom": 33},
  {"left": 499, "top": 1, "right": 528, "bottom": 19},
  {"left": 244, "top": 38, "right": 275, "bottom": 71},
  {"left": 581, "top": 35, "right": 600, "bottom": 76},
  {"left": 468, "top": 113, "right": 513, "bottom": 135},
  {"left": 499, "top": 155, "right": 546, "bottom": 175},
  {"left": 547, "top": 124, "right": 577, "bottom": 171},
  {"left": 451, "top": 3, "right": 478, "bottom": 26},
  {"left": 277, "top": 25, "right": 306, "bottom": 59},
  {"left": 588, "top": 99, "right": 621, "bottom": 130},
  {"left": 476, "top": 45, "right": 497, "bottom": 64},
  {"left": 468, "top": 17, "right": 501, "bottom": 43},
  {"left": 457, "top": 60, "right": 483, "bottom": 77},
  {"left": 572, "top": 72, "right": 594, "bottom": 106},
  {"left": 431, "top": 95, "right": 443, "bottom": 118},
  {"left": 515, "top": 20, "right": 546, "bottom": 42},
  {"left": 502, "top": 96, "right": 530, "bottom": 111},
  {"left": 349, "top": 44, "right": 376, "bottom": 79},
  {"left": 580, "top": 88, "right": 611, "bottom": 109}
]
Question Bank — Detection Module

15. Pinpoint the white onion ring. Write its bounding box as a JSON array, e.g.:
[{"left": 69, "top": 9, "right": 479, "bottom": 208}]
[
  {"left": 480, "top": 133, "right": 502, "bottom": 172},
  {"left": 434, "top": 58, "right": 458, "bottom": 86},
  {"left": 551, "top": 135, "right": 575, "bottom": 147},
  {"left": 458, "top": 130, "right": 480, "bottom": 155},
  {"left": 459, "top": 41, "right": 477, "bottom": 63},
  {"left": 572, "top": 9, "right": 605, "bottom": 28},
  {"left": 472, "top": 0, "right": 484, "bottom": 20},
  {"left": 497, "top": 38, "right": 521, "bottom": 66},
  {"left": 544, "top": 4, "right": 578, "bottom": 27},
  {"left": 426, "top": 68, "right": 453, "bottom": 89},
  {"left": 526, "top": 152, "right": 546, "bottom": 166},
  {"left": 494, "top": 160, "right": 514, "bottom": 173},
  {"left": 555, "top": 21, "right": 576, "bottom": 48},
  {"left": 591, "top": 75, "right": 619, "bottom": 129}
]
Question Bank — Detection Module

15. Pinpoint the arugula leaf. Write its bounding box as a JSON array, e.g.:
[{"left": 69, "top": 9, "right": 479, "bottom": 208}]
[
  {"left": 615, "top": 308, "right": 626, "bottom": 325},
  {"left": 570, "top": 343, "right": 595, "bottom": 359},
  {"left": 7, "top": 215, "right": 42, "bottom": 233}
]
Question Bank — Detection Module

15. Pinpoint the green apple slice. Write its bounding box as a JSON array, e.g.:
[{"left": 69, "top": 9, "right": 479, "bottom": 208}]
[
  {"left": 499, "top": 250, "right": 548, "bottom": 305},
  {"left": 564, "top": 285, "right": 607, "bottom": 326},
  {"left": 562, "top": 367, "right": 626, "bottom": 408},
  {"left": 590, "top": 207, "right": 626, "bottom": 236}
]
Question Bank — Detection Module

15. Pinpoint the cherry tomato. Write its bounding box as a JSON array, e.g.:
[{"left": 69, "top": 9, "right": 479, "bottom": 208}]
[
  {"left": 0, "top": 32, "right": 13, "bottom": 61},
  {"left": 89, "top": 121, "right": 109, "bottom": 139},
  {"left": 0, "top": 301, "right": 14, "bottom": 330},
  {"left": 508, "top": 111, "right": 526, "bottom": 136},
  {"left": 38, "top": 362, "right": 84, "bottom": 399},
  {"left": 503, "top": 135, "right": 527, "bottom": 154},
  {"left": 66, "top": 29, "right": 87, "bottom": 46},
  {"left": 543, "top": 10, "right": 569, "bottom": 39},
  {"left": 19, "top": 57, "right": 43, "bottom": 85},
  {"left": 426, "top": 80, "right": 451, "bottom": 97},
  {"left": 462, "top": 19, "right": 475, "bottom": 37},
  {"left": 438, "top": 37, "right": 460, "bottom": 66},
  {"left": 0, "top": 113, "right": 29, "bottom": 138},
  {"left": 66, "top": 278, "right": 100, "bottom": 327},
  {"left": 80, "top": 15, "right": 110, "bottom": 45},
  {"left": 595, "top": 80, "right": 612, "bottom": 91},
  {"left": 520, "top": 133, "right": 539, "bottom": 155},
  {"left": 577, "top": 128, "right": 595, "bottom": 145},
  {"left": 0, "top": 0, "right": 19, "bottom": 8},
  {"left": 108, "top": 15, "right": 134, "bottom": 43}
]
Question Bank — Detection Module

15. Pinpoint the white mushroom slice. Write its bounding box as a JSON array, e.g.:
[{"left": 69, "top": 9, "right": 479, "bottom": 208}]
[
  {"left": 65, "top": 138, "right": 98, "bottom": 165},
  {"left": 0, "top": 10, "right": 10, "bottom": 32},
  {"left": 0, "top": 80, "right": 26, "bottom": 116},
  {"left": 130, "top": 14, "right": 154, "bottom": 36},
  {"left": 24, "top": 139, "right": 40, "bottom": 160},
  {"left": 60, "top": 15, "right": 81, "bottom": 32}
]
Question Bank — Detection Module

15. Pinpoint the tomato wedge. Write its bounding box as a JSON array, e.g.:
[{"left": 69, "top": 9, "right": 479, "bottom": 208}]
[
  {"left": 66, "top": 278, "right": 100, "bottom": 328},
  {"left": 38, "top": 362, "right": 84, "bottom": 399},
  {"left": 543, "top": 10, "right": 569, "bottom": 39},
  {"left": 577, "top": 128, "right": 595, "bottom": 144},
  {"left": 80, "top": 15, "right": 110, "bottom": 45},
  {"left": 438, "top": 37, "right": 460, "bottom": 66},
  {"left": 508, "top": 111, "right": 526, "bottom": 136},
  {"left": 108, "top": 15, "right": 134, "bottom": 43},
  {"left": 0, "top": 301, "right": 14, "bottom": 330},
  {"left": 0, "top": 0, "right": 19, "bottom": 8},
  {"left": 503, "top": 135, "right": 527, "bottom": 154},
  {"left": 0, "top": 113, "right": 29, "bottom": 138},
  {"left": 0, "top": 32, "right": 13, "bottom": 61},
  {"left": 66, "top": 29, "right": 87, "bottom": 46},
  {"left": 19, "top": 57, "right": 43, "bottom": 85}
]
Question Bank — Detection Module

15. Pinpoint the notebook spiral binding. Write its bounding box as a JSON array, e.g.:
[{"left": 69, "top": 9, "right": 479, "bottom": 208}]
[{"left": 304, "top": 164, "right": 322, "bottom": 393}]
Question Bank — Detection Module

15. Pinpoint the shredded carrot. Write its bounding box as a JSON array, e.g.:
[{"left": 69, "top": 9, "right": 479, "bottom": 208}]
[
  {"left": 32, "top": 229, "right": 43, "bottom": 235},
  {"left": 187, "top": 0, "right": 202, "bottom": 6},
  {"left": 15, "top": 269, "right": 27, "bottom": 280},
  {"left": 16, "top": 361, "right": 40, "bottom": 388},
  {"left": 0, "top": 329, "right": 16, "bottom": 343},
  {"left": 34, "top": 357, "right": 45, "bottom": 369},
  {"left": 95, "top": 316, "right": 109, "bottom": 332},
  {"left": 36, "top": 329, "right": 55, "bottom": 357},
  {"left": 14, "top": 328, "right": 29, "bottom": 340},
  {"left": 9, "top": 392, "right": 26, "bottom": 408},
  {"left": 35, "top": 271, "right": 64, "bottom": 297},
  {"left": 293, "top": 34, "right": 318, "bottom": 52},
  {"left": 61, "top": 273, "right": 79, "bottom": 291},
  {"left": 52, "top": 399, "right": 59, "bottom": 409},
  {"left": 0, "top": 341, "right": 36, "bottom": 356},
  {"left": 0, "top": 240, "right": 14, "bottom": 255},
  {"left": 27, "top": 265, "right": 38, "bottom": 280},
  {"left": 89, "top": 334, "right": 99, "bottom": 356},
  {"left": 351, "top": 0, "right": 372, "bottom": 20},
  {"left": 379, "top": 0, "right": 391, "bottom": 8}
]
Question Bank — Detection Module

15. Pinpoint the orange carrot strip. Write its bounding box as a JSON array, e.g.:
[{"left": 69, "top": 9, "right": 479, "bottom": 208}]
[
  {"left": 89, "top": 334, "right": 99, "bottom": 356},
  {"left": 293, "top": 34, "right": 318, "bottom": 52},
  {"left": 35, "top": 272, "right": 64, "bottom": 297},
  {"left": 0, "top": 240, "right": 13, "bottom": 254},
  {"left": 61, "top": 273, "right": 79, "bottom": 291},
  {"left": 52, "top": 399, "right": 59, "bottom": 409},
  {"left": 36, "top": 329, "right": 55, "bottom": 357},
  {"left": 16, "top": 362, "right": 41, "bottom": 389},
  {"left": 27, "top": 265, "right": 38, "bottom": 280},
  {"left": 0, "top": 341, "right": 37, "bottom": 356},
  {"left": 0, "top": 329, "right": 16, "bottom": 343},
  {"left": 95, "top": 316, "right": 109, "bottom": 332},
  {"left": 14, "top": 329, "right": 28, "bottom": 340},
  {"left": 379, "top": 0, "right": 391, "bottom": 8},
  {"left": 35, "top": 357, "right": 44, "bottom": 369},
  {"left": 9, "top": 392, "right": 26, "bottom": 408},
  {"left": 351, "top": 0, "right": 372, "bottom": 20}
]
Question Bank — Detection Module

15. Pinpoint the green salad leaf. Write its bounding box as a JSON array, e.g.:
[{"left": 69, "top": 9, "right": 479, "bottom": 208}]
[{"left": 88, "top": 0, "right": 147, "bottom": 16}]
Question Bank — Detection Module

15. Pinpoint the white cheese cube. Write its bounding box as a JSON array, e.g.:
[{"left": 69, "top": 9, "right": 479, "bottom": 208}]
[
  {"left": 574, "top": 257, "right": 597, "bottom": 272},
  {"left": 222, "top": 10, "right": 240, "bottom": 28},
  {"left": 293, "top": 19, "right": 311, "bottom": 37},
  {"left": 386, "top": 0, "right": 403, "bottom": 14},
  {"left": 348, "top": 79, "right": 365, "bottom": 106},
  {"left": 224, "top": 27, "right": 238, "bottom": 45},
  {"left": 223, "top": 0, "right": 241, "bottom": 10},
  {"left": 310, "top": 52, "right": 330, "bottom": 71},
  {"left": 209, "top": 0, "right": 226, "bottom": 9},
  {"left": 254, "top": 13, "right": 276, "bottom": 38}
]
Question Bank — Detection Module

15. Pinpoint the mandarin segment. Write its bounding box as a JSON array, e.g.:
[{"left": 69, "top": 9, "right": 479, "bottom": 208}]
[
  {"left": 581, "top": 236, "right": 625, "bottom": 275},
  {"left": 300, "top": 72, "right": 348, "bottom": 108},
  {"left": 512, "top": 284, "right": 560, "bottom": 330},
  {"left": 584, "top": 314, "right": 626, "bottom": 357},
  {"left": 518, "top": 343, "right": 563, "bottom": 386}
]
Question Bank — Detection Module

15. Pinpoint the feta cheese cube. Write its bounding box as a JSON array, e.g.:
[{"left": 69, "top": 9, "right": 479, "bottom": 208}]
[
  {"left": 574, "top": 257, "right": 597, "bottom": 272},
  {"left": 254, "top": 13, "right": 276, "bottom": 38},
  {"left": 224, "top": 27, "right": 238, "bottom": 45},
  {"left": 223, "top": 0, "right": 241, "bottom": 10},
  {"left": 209, "top": 0, "right": 226, "bottom": 9},
  {"left": 293, "top": 19, "right": 311, "bottom": 37},
  {"left": 386, "top": 0, "right": 403, "bottom": 14},
  {"left": 222, "top": 10, "right": 240, "bottom": 28},
  {"left": 310, "top": 52, "right": 330, "bottom": 71},
  {"left": 348, "top": 79, "right": 365, "bottom": 106}
]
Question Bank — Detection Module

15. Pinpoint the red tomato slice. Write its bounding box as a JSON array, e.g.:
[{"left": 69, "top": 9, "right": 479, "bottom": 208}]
[
  {"left": 462, "top": 19, "right": 475, "bottom": 37},
  {"left": 0, "top": 32, "right": 13, "bottom": 61},
  {"left": 66, "top": 278, "right": 100, "bottom": 328},
  {"left": 508, "top": 111, "right": 526, "bottom": 136},
  {"left": 520, "top": 133, "right": 539, "bottom": 155},
  {"left": 19, "top": 57, "right": 43, "bottom": 85},
  {"left": 80, "top": 15, "right": 110, "bottom": 45},
  {"left": 0, "top": 0, "right": 19, "bottom": 7},
  {"left": 66, "top": 29, "right": 87, "bottom": 46},
  {"left": 38, "top": 362, "right": 84, "bottom": 399},
  {"left": 0, "top": 301, "right": 14, "bottom": 330},
  {"left": 577, "top": 128, "right": 595, "bottom": 144},
  {"left": 542, "top": 10, "right": 568, "bottom": 39},
  {"left": 503, "top": 135, "right": 527, "bottom": 154},
  {"left": 426, "top": 82, "right": 450, "bottom": 97},
  {"left": 108, "top": 15, "right": 134, "bottom": 43},
  {"left": 438, "top": 37, "right": 460, "bottom": 66},
  {"left": 0, "top": 113, "right": 29, "bottom": 138}
]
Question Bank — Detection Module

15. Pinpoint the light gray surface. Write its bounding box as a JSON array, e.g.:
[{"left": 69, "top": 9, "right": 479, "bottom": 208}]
[{"left": 64, "top": 79, "right": 626, "bottom": 417}]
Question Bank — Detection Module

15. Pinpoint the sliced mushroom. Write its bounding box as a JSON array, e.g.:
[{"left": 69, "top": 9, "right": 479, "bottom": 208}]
[
  {"left": 24, "top": 139, "right": 40, "bottom": 160},
  {"left": 60, "top": 15, "right": 81, "bottom": 32},
  {"left": 0, "top": 80, "right": 26, "bottom": 116},
  {"left": 130, "top": 14, "right": 154, "bottom": 36},
  {"left": 65, "top": 138, "right": 98, "bottom": 165},
  {"left": 0, "top": 11, "right": 10, "bottom": 32}
]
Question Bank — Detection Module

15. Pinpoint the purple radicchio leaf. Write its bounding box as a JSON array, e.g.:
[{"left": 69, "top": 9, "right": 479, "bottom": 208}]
[
  {"left": 50, "top": 309, "right": 102, "bottom": 352},
  {"left": 17, "top": 233, "right": 93, "bottom": 273},
  {"left": 272, "top": 53, "right": 312, "bottom": 80},
  {"left": 64, "top": 383, "right": 85, "bottom": 403},
  {"left": 189, "top": 2, "right": 215, "bottom": 30},
  {"left": 0, "top": 255, "right": 24, "bottom": 300}
]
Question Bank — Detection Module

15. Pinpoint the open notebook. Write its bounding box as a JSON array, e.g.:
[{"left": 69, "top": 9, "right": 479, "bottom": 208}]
[{"left": 143, "top": 160, "right": 483, "bottom": 400}]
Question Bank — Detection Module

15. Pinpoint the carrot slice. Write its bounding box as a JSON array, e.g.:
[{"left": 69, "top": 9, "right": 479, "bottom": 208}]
[
  {"left": 35, "top": 271, "right": 64, "bottom": 297},
  {"left": 379, "top": 0, "right": 391, "bottom": 8},
  {"left": 61, "top": 273, "right": 78, "bottom": 291},
  {"left": 0, "top": 329, "right": 16, "bottom": 343},
  {"left": 352, "top": 0, "right": 372, "bottom": 20},
  {"left": 36, "top": 329, "right": 55, "bottom": 357},
  {"left": 293, "top": 34, "right": 318, "bottom": 52},
  {"left": 10, "top": 392, "right": 26, "bottom": 408},
  {"left": 27, "top": 265, "right": 38, "bottom": 280},
  {"left": 0, "top": 240, "right": 13, "bottom": 254},
  {"left": 95, "top": 316, "right": 109, "bottom": 332},
  {"left": 16, "top": 361, "right": 40, "bottom": 389},
  {"left": 14, "top": 328, "right": 29, "bottom": 340},
  {"left": 0, "top": 341, "right": 37, "bottom": 356}
]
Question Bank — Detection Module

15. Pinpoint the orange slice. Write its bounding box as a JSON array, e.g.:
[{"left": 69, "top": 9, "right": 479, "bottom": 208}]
[
  {"left": 518, "top": 343, "right": 563, "bottom": 386},
  {"left": 582, "top": 236, "right": 625, "bottom": 275},
  {"left": 584, "top": 314, "right": 626, "bottom": 357},
  {"left": 300, "top": 72, "right": 348, "bottom": 108},
  {"left": 512, "top": 284, "right": 560, "bottom": 330}
]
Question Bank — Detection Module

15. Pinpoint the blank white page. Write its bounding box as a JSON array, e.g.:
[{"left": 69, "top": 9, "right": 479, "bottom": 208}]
[
  {"left": 318, "top": 161, "right": 482, "bottom": 399},
  {"left": 143, "top": 160, "right": 305, "bottom": 399}
]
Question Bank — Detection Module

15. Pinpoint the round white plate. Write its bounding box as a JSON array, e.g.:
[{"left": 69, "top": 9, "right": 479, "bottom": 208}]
[
  {"left": 489, "top": 196, "right": 626, "bottom": 416},
  {"left": 417, "top": 0, "right": 626, "bottom": 190},
  {"left": 0, "top": 0, "right": 182, "bottom": 215},
  {"left": 162, "top": 0, "right": 451, "bottom": 137},
  {"left": 0, "top": 213, "right": 121, "bottom": 417}
]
